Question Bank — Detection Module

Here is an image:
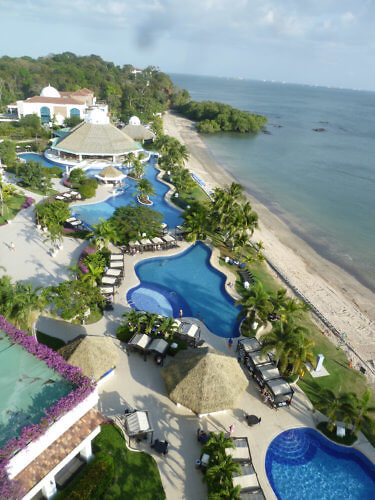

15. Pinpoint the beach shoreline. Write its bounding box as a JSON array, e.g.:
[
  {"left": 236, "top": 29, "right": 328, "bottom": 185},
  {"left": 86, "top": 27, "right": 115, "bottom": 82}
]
[{"left": 163, "top": 110, "right": 375, "bottom": 372}]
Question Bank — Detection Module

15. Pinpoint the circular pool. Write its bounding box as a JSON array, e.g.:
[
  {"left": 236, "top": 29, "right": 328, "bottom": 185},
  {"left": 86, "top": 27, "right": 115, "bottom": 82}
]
[{"left": 265, "top": 427, "right": 375, "bottom": 499}]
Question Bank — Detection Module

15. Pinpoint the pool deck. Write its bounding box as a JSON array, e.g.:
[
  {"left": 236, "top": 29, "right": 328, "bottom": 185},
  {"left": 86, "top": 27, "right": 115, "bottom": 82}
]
[{"left": 2, "top": 176, "right": 375, "bottom": 499}]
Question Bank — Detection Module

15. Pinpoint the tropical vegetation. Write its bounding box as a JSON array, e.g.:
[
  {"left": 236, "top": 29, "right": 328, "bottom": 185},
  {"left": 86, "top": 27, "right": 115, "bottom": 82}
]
[
  {"left": 174, "top": 100, "right": 267, "bottom": 134},
  {"left": 136, "top": 178, "right": 155, "bottom": 205},
  {"left": 117, "top": 309, "right": 180, "bottom": 344},
  {"left": 201, "top": 432, "right": 242, "bottom": 500},
  {"left": 108, "top": 203, "right": 163, "bottom": 245}
]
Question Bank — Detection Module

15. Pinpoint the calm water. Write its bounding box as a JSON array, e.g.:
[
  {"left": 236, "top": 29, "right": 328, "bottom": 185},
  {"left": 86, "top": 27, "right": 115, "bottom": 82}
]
[
  {"left": 170, "top": 74, "right": 375, "bottom": 292},
  {"left": 130, "top": 242, "right": 241, "bottom": 337},
  {"left": 266, "top": 428, "right": 375, "bottom": 500}
]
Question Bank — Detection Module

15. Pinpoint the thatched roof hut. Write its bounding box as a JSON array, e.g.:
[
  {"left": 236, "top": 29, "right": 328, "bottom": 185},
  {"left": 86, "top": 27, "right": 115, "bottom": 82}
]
[
  {"left": 96, "top": 165, "right": 126, "bottom": 182},
  {"left": 58, "top": 335, "right": 119, "bottom": 382},
  {"left": 123, "top": 124, "right": 155, "bottom": 141},
  {"left": 162, "top": 348, "right": 248, "bottom": 415}
]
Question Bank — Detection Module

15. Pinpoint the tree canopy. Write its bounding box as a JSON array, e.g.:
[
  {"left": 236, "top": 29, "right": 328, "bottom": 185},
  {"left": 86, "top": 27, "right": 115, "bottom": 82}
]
[
  {"left": 175, "top": 100, "right": 267, "bottom": 134},
  {"left": 108, "top": 203, "right": 163, "bottom": 244}
]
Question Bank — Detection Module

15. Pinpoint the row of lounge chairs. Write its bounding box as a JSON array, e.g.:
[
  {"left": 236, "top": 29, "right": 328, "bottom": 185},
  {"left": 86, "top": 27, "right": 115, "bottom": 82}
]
[
  {"left": 238, "top": 270, "right": 255, "bottom": 287},
  {"left": 100, "top": 253, "right": 124, "bottom": 296},
  {"left": 127, "top": 233, "right": 178, "bottom": 253},
  {"left": 55, "top": 190, "right": 81, "bottom": 202},
  {"left": 227, "top": 438, "right": 265, "bottom": 499},
  {"left": 64, "top": 216, "right": 85, "bottom": 230},
  {"left": 237, "top": 338, "right": 294, "bottom": 409}
]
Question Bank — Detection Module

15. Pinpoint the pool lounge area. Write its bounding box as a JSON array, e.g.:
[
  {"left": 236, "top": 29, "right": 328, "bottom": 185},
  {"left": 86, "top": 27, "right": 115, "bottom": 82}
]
[{"left": 127, "top": 242, "right": 241, "bottom": 338}]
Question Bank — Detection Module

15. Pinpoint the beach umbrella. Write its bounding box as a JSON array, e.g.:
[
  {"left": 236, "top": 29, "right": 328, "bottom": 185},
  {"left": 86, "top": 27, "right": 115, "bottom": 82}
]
[{"left": 162, "top": 347, "right": 248, "bottom": 415}]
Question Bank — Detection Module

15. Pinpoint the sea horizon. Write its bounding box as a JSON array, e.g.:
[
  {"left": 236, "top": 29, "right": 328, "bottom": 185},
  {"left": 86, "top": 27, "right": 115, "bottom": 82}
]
[{"left": 170, "top": 73, "right": 375, "bottom": 294}]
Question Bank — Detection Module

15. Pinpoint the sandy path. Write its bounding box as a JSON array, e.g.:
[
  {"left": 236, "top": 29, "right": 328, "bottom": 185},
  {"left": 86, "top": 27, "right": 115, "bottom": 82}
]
[{"left": 163, "top": 111, "right": 375, "bottom": 377}]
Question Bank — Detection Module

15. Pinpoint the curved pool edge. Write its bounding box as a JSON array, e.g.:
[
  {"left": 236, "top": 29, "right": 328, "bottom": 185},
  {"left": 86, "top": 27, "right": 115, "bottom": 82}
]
[
  {"left": 154, "top": 163, "right": 184, "bottom": 215},
  {"left": 265, "top": 426, "right": 375, "bottom": 500}
]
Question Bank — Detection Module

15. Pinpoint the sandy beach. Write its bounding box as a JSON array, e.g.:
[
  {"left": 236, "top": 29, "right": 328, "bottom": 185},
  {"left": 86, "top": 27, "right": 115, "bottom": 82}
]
[{"left": 163, "top": 111, "right": 375, "bottom": 377}]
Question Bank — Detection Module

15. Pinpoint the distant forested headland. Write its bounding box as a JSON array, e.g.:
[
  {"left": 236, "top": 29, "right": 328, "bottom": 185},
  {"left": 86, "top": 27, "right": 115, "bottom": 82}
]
[
  {"left": 172, "top": 98, "right": 268, "bottom": 134},
  {"left": 0, "top": 52, "right": 267, "bottom": 134}
]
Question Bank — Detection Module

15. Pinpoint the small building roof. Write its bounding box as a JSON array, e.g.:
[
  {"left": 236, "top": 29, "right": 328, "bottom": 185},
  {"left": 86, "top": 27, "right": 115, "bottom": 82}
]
[{"left": 124, "top": 411, "right": 152, "bottom": 436}]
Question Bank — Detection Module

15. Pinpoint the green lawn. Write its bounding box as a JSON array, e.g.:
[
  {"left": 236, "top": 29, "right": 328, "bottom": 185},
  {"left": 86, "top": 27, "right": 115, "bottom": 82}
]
[
  {"left": 17, "top": 182, "right": 58, "bottom": 196},
  {"left": 0, "top": 193, "right": 26, "bottom": 224},
  {"left": 93, "top": 424, "right": 165, "bottom": 500}
]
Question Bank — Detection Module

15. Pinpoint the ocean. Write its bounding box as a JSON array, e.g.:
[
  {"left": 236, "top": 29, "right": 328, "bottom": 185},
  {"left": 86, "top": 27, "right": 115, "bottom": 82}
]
[{"left": 169, "top": 73, "right": 375, "bottom": 293}]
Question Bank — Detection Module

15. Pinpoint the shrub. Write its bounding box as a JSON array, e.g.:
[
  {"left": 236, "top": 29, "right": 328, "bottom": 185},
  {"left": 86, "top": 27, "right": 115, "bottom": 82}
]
[
  {"left": 48, "top": 166, "right": 63, "bottom": 178},
  {"left": 116, "top": 323, "right": 134, "bottom": 342},
  {"left": 78, "top": 178, "right": 98, "bottom": 199}
]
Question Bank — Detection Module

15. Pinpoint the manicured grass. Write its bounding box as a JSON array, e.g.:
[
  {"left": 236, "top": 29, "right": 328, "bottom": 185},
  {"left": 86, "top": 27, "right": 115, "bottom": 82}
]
[
  {"left": 0, "top": 193, "right": 26, "bottom": 224},
  {"left": 93, "top": 423, "right": 165, "bottom": 500},
  {"left": 17, "top": 183, "right": 58, "bottom": 196},
  {"left": 36, "top": 331, "right": 66, "bottom": 351}
]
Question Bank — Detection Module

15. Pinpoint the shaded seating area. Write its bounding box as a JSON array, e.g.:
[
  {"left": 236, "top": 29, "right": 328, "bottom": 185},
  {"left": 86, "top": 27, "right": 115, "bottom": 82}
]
[
  {"left": 55, "top": 191, "right": 82, "bottom": 202},
  {"left": 112, "top": 409, "right": 154, "bottom": 446},
  {"left": 245, "top": 351, "right": 272, "bottom": 374},
  {"left": 127, "top": 333, "right": 169, "bottom": 364},
  {"left": 237, "top": 337, "right": 262, "bottom": 356},
  {"left": 253, "top": 363, "right": 281, "bottom": 387},
  {"left": 162, "top": 233, "right": 178, "bottom": 248},
  {"left": 264, "top": 378, "right": 294, "bottom": 408},
  {"left": 176, "top": 322, "right": 201, "bottom": 347}
]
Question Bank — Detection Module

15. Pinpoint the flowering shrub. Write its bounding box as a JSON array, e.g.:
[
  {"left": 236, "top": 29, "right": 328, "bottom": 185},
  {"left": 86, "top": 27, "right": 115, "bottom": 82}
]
[
  {"left": 21, "top": 197, "right": 35, "bottom": 209},
  {"left": 0, "top": 315, "right": 95, "bottom": 498}
]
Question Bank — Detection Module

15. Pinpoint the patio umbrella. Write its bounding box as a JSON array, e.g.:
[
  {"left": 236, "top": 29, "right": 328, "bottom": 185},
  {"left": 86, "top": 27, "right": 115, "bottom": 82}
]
[
  {"left": 162, "top": 347, "right": 248, "bottom": 415},
  {"left": 58, "top": 335, "right": 119, "bottom": 382}
]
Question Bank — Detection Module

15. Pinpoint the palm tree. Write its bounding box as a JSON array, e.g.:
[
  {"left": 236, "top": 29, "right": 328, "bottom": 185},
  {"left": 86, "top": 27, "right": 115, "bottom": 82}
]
[
  {"left": 208, "top": 484, "right": 242, "bottom": 500},
  {"left": 80, "top": 262, "right": 103, "bottom": 286},
  {"left": 124, "top": 152, "right": 136, "bottom": 167},
  {"left": 88, "top": 218, "right": 119, "bottom": 249},
  {"left": 155, "top": 316, "right": 179, "bottom": 340},
  {"left": 204, "top": 456, "right": 241, "bottom": 491},
  {"left": 136, "top": 178, "right": 155, "bottom": 204},
  {"left": 122, "top": 309, "right": 145, "bottom": 334},
  {"left": 142, "top": 312, "right": 159, "bottom": 335},
  {"left": 182, "top": 203, "right": 209, "bottom": 244},
  {"left": 350, "top": 390, "right": 375, "bottom": 436},
  {"left": 314, "top": 389, "right": 357, "bottom": 432},
  {"left": 235, "top": 281, "right": 272, "bottom": 334},
  {"left": 260, "top": 318, "right": 311, "bottom": 375},
  {"left": 132, "top": 159, "right": 146, "bottom": 179},
  {"left": 10, "top": 282, "right": 47, "bottom": 336},
  {"left": 202, "top": 432, "right": 234, "bottom": 465},
  {"left": 0, "top": 275, "right": 16, "bottom": 318},
  {"left": 285, "top": 334, "right": 315, "bottom": 378}
]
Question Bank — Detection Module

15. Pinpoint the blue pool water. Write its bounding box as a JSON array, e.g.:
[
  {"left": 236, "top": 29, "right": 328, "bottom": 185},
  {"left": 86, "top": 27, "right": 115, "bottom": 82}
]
[
  {"left": 73, "top": 159, "right": 182, "bottom": 228},
  {"left": 127, "top": 242, "right": 241, "bottom": 337},
  {"left": 265, "top": 428, "right": 375, "bottom": 500},
  {"left": 18, "top": 152, "right": 65, "bottom": 170}
]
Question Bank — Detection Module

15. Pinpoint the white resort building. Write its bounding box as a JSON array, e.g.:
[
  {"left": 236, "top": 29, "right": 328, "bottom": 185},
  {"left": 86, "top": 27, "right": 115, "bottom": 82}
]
[{"left": 6, "top": 85, "right": 100, "bottom": 126}]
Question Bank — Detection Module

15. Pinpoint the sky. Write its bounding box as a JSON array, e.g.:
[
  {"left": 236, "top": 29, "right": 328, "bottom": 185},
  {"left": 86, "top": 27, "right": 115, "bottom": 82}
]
[{"left": 0, "top": 0, "right": 374, "bottom": 90}]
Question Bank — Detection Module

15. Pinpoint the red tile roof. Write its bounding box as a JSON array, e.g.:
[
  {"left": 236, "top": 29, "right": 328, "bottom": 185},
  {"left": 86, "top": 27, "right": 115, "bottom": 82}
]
[
  {"left": 14, "top": 409, "right": 106, "bottom": 495},
  {"left": 24, "top": 96, "right": 83, "bottom": 105}
]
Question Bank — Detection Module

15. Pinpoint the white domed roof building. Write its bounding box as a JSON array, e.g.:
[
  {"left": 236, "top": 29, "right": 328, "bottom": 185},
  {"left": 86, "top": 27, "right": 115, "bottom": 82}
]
[
  {"left": 7, "top": 86, "right": 96, "bottom": 126},
  {"left": 40, "top": 84, "right": 61, "bottom": 98},
  {"left": 129, "top": 115, "right": 141, "bottom": 126}
]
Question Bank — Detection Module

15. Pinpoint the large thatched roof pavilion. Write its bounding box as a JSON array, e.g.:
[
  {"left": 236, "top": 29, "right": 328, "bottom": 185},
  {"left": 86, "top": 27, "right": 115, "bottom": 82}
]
[
  {"left": 123, "top": 124, "right": 155, "bottom": 142},
  {"left": 162, "top": 348, "right": 248, "bottom": 415},
  {"left": 58, "top": 335, "right": 119, "bottom": 382},
  {"left": 50, "top": 106, "right": 141, "bottom": 163}
]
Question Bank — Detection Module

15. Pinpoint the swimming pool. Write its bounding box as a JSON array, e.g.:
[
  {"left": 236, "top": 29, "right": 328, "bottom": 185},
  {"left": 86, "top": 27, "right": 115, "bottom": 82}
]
[
  {"left": 19, "top": 152, "right": 65, "bottom": 170},
  {"left": 265, "top": 427, "right": 375, "bottom": 500},
  {"left": 127, "top": 242, "right": 241, "bottom": 338},
  {"left": 73, "top": 158, "right": 182, "bottom": 228}
]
